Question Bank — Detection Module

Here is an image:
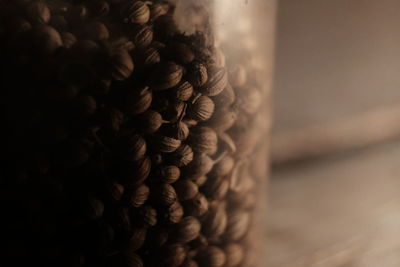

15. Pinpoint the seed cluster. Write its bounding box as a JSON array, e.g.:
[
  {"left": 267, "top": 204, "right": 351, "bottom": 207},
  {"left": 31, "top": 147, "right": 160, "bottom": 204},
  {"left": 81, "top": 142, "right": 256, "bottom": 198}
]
[{"left": 1, "top": 0, "right": 268, "bottom": 267}]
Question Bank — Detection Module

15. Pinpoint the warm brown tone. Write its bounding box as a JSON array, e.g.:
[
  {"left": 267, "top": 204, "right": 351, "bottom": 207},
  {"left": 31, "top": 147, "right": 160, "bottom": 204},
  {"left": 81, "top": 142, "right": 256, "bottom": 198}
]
[{"left": 0, "top": 1, "right": 269, "bottom": 266}]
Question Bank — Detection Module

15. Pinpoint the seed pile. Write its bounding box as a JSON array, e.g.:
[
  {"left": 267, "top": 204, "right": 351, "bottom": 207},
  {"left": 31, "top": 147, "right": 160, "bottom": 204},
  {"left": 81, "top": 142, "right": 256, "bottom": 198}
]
[{"left": 1, "top": 1, "right": 268, "bottom": 267}]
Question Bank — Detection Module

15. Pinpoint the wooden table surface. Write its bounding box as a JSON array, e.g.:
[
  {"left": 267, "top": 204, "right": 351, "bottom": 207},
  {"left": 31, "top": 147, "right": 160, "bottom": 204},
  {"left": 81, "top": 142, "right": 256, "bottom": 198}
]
[{"left": 265, "top": 141, "right": 400, "bottom": 266}]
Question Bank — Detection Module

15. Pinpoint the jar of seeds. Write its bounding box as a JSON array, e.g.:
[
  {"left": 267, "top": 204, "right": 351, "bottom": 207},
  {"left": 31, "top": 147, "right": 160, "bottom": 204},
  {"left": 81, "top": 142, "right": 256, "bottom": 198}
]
[{"left": 0, "top": 0, "right": 276, "bottom": 266}]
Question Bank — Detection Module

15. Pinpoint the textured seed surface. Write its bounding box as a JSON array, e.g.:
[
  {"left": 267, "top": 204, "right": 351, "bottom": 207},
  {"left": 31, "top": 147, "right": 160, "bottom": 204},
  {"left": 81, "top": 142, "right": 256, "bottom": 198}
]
[
  {"left": 1, "top": 0, "right": 269, "bottom": 266},
  {"left": 173, "top": 216, "right": 201, "bottom": 243},
  {"left": 188, "top": 95, "right": 215, "bottom": 121}
]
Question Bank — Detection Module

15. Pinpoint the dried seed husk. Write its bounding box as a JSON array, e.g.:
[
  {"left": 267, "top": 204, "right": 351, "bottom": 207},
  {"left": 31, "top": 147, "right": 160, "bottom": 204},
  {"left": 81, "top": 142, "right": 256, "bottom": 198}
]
[
  {"left": 228, "top": 161, "right": 252, "bottom": 194},
  {"left": 110, "top": 252, "right": 142, "bottom": 267},
  {"left": 151, "top": 61, "right": 183, "bottom": 91},
  {"left": 183, "top": 153, "right": 214, "bottom": 180},
  {"left": 82, "top": 21, "right": 110, "bottom": 41},
  {"left": 235, "top": 192, "right": 257, "bottom": 210},
  {"left": 225, "top": 210, "right": 250, "bottom": 241},
  {"left": 168, "top": 144, "right": 194, "bottom": 167},
  {"left": 162, "top": 244, "right": 186, "bottom": 267},
  {"left": 181, "top": 260, "right": 199, "bottom": 267},
  {"left": 151, "top": 96, "right": 170, "bottom": 113},
  {"left": 172, "top": 81, "right": 194, "bottom": 101},
  {"left": 224, "top": 243, "right": 244, "bottom": 267},
  {"left": 122, "top": 87, "right": 152, "bottom": 115},
  {"left": 153, "top": 183, "right": 177, "bottom": 206},
  {"left": 98, "top": 107, "right": 124, "bottom": 133},
  {"left": 138, "top": 205, "right": 157, "bottom": 227},
  {"left": 230, "top": 126, "right": 260, "bottom": 157},
  {"left": 163, "top": 100, "right": 186, "bottom": 121},
  {"left": 203, "top": 175, "right": 229, "bottom": 200},
  {"left": 116, "top": 134, "right": 147, "bottom": 161},
  {"left": 174, "top": 180, "right": 198, "bottom": 201},
  {"left": 84, "top": 196, "right": 104, "bottom": 220},
  {"left": 172, "top": 216, "right": 201, "bottom": 243},
  {"left": 138, "top": 110, "right": 166, "bottom": 134},
  {"left": 71, "top": 94, "right": 97, "bottom": 118},
  {"left": 68, "top": 40, "right": 100, "bottom": 62},
  {"left": 196, "top": 246, "right": 226, "bottom": 267},
  {"left": 130, "top": 184, "right": 150, "bottom": 208},
  {"left": 233, "top": 173, "right": 255, "bottom": 195},
  {"left": 127, "top": 227, "right": 147, "bottom": 252},
  {"left": 158, "top": 165, "right": 181, "bottom": 184},
  {"left": 209, "top": 156, "right": 235, "bottom": 178},
  {"left": 191, "top": 33, "right": 211, "bottom": 52},
  {"left": 212, "top": 84, "right": 235, "bottom": 107},
  {"left": 66, "top": 5, "right": 88, "bottom": 24},
  {"left": 8, "top": 17, "right": 32, "bottom": 33},
  {"left": 202, "top": 201, "right": 227, "bottom": 238},
  {"left": 137, "top": 46, "right": 160, "bottom": 67},
  {"left": 229, "top": 65, "right": 247, "bottom": 88},
  {"left": 166, "top": 42, "right": 195, "bottom": 64},
  {"left": 122, "top": 1, "right": 150, "bottom": 24},
  {"left": 218, "top": 132, "right": 237, "bottom": 154},
  {"left": 60, "top": 31, "right": 76, "bottom": 49},
  {"left": 124, "top": 253, "right": 144, "bottom": 267},
  {"left": 153, "top": 14, "right": 178, "bottom": 39},
  {"left": 109, "top": 182, "right": 125, "bottom": 202},
  {"left": 45, "top": 1, "right": 68, "bottom": 13},
  {"left": 150, "top": 2, "right": 169, "bottom": 20},
  {"left": 112, "top": 207, "right": 131, "bottom": 231},
  {"left": 187, "top": 62, "right": 208, "bottom": 87},
  {"left": 183, "top": 119, "right": 198, "bottom": 127},
  {"left": 28, "top": 25, "right": 63, "bottom": 56},
  {"left": 151, "top": 40, "right": 166, "bottom": 50},
  {"left": 131, "top": 25, "right": 153, "bottom": 48},
  {"left": 249, "top": 145, "right": 269, "bottom": 179},
  {"left": 183, "top": 193, "right": 208, "bottom": 217},
  {"left": 190, "top": 234, "right": 209, "bottom": 251},
  {"left": 151, "top": 135, "right": 181, "bottom": 153},
  {"left": 193, "top": 175, "right": 207, "bottom": 186},
  {"left": 88, "top": 0, "right": 110, "bottom": 17},
  {"left": 111, "top": 48, "right": 134, "bottom": 81},
  {"left": 116, "top": 156, "right": 151, "bottom": 186},
  {"left": 187, "top": 250, "right": 198, "bottom": 259},
  {"left": 187, "top": 95, "right": 214, "bottom": 122},
  {"left": 136, "top": 157, "right": 151, "bottom": 182},
  {"left": 146, "top": 227, "right": 169, "bottom": 247},
  {"left": 199, "top": 66, "right": 227, "bottom": 96},
  {"left": 212, "top": 47, "right": 226, "bottom": 67},
  {"left": 161, "top": 121, "right": 189, "bottom": 141},
  {"left": 176, "top": 122, "right": 190, "bottom": 140},
  {"left": 49, "top": 15, "right": 67, "bottom": 31},
  {"left": 238, "top": 87, "right": 262, "bottom": 114},
  {"left": 152, "top": 153, "right": 163, "bottom": 165},
  {"left": 206, "top": 107, "right": 237, "bottom": 132},
  {"left": 164, "top": 201, "right": 184, "bottom": 224},
  {"left": 188, "top": 126, "right": 218, "bottom": 155},
  {"left": 112, "top": 37, "right": 135, "bottom": 51},
  {"left": 92, "top": 77, "right": 112, "bottom": 95},
  {"left": 26, "top": 1, "right": 51, "bottom": 24}
]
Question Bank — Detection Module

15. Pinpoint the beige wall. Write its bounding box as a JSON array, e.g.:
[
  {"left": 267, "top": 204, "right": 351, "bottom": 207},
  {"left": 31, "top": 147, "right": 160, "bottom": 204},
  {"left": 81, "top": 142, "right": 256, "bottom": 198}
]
[{"left": 273, "top": 0, "right": 400, "bottom": 133}]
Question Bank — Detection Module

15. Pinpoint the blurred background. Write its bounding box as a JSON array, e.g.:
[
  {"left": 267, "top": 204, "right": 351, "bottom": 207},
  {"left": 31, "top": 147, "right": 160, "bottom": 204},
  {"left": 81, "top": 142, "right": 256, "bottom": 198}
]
[{"left": 266, "top": 0, "right": 400, "bottom": 266}]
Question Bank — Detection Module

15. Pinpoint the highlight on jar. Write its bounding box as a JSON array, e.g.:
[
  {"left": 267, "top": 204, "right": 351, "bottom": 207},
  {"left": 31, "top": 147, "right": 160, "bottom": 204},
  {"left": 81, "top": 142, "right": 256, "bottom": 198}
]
[{"left": 1, "top": 0, "right": 276, "bottom": 267}]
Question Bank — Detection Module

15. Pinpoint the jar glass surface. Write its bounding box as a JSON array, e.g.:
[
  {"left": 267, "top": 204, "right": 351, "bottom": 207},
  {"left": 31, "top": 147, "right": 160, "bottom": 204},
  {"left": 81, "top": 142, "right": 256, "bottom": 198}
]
[{"left": 1, "top": 0, "right": 276, "bottom": 266}]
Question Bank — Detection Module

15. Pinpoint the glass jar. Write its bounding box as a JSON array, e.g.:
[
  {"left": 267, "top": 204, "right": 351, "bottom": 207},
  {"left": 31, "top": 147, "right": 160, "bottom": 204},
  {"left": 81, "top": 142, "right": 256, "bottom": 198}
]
[{"left": 1, "top": 0, "right": 276, "bottom": 266}]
